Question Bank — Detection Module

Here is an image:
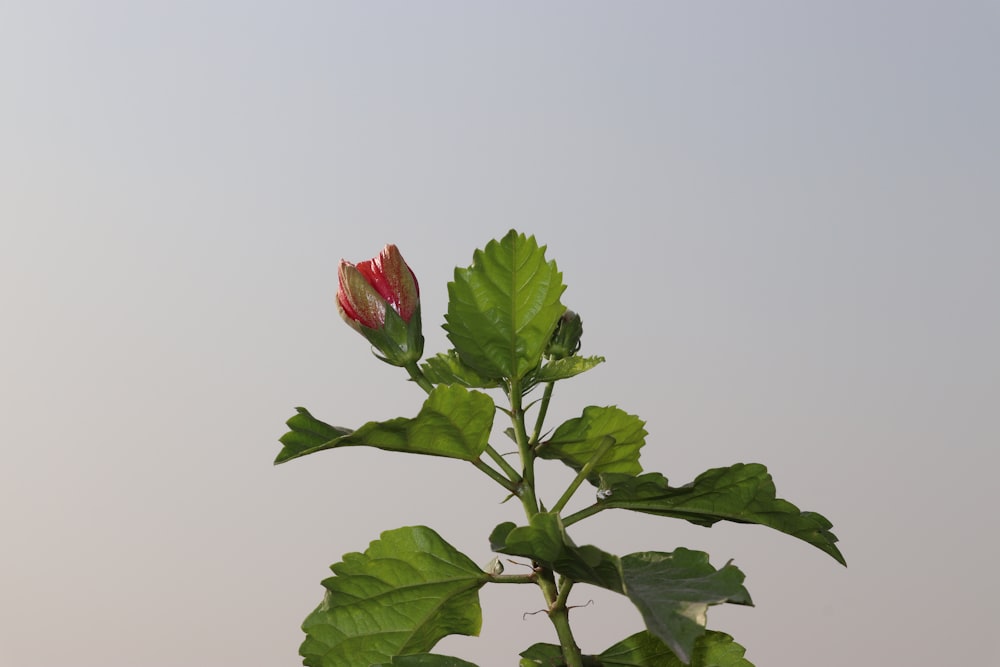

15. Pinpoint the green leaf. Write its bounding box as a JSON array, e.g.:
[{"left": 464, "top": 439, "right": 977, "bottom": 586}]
[
  {"left": 518, "top": 632, "right": 752, "bottom": 667},
  {"left": 597, "top": 631, "right": 753, "bottom": 667},
  {"left": 537, "top": 406, "right": 646, "bottom": 482},
  {"left": 445, "top": 230, "right": 566, "bottom": 382},
  {"left": 490, "top": 514, "right": 749, "bottom": 664},
  {"left": 372, "top": 654, "right": 480, "bottom": 667},
  {"left": 301, "top": 526, "right": 488, "bottom": 667},
  {"left": 420, "top": 350, "right": 500, "bottom": 388},
  {"left": 489, "top": 513, "right": 625, "bottom": 592},
  {"left": 275, "top": 408, "right": 352, "bottom": 464},
  {"left": 527, "top": 355, "right": 605, "bottom": 387},
  {"left": 518, "top": 643, "right": 602, "bottom": 666},
  {"left": 596, "top": 463, "right": 845, "bottom": 565},
  {"left": 620, "top": 551, "right": 751, "bottom": 664},
  {"left": 274, "top": 385, "right": 495, "bottom": 463}
]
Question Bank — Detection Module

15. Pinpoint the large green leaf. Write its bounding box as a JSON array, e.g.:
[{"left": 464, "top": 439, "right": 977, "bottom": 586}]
[
  {"left": 490, "top": 514, "right": 749, "bottom": 663},
  {"left": 595, "top": 464, "right": 845, "bottom": 565},
  {"left": 536, "top": 406, "right": 646, "bottom": 481},
  {"left": 372, "top": 654, "right": 480, "bottom": 667},
  {"left": 519, "top": 631, "right": 752, "bottom": 667},
  {"left": 301, "top": 526, "right": 488, "bottom": 667},
  {"left": 275, "top": 385, "right": 495, "bottom": 464},
  {"left": 620, "top": 551, "right": 751, "bottom": 664},
  {"left": 445, "top": 230, "right": 566, "bottom": 382}
]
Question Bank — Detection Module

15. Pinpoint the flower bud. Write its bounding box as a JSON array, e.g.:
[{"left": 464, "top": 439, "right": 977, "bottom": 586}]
[
  {"left": 546, "top": 309, "right": 583, "bottom": 359},
  {"left": 337, "top": 244, "right": 423, "bottom": 366}
]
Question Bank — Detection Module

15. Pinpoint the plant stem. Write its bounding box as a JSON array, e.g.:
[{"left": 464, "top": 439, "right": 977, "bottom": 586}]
[
  {"left": 550, "top": 436, "right": 616, "bottom": 515},
  {"left": 530, "top": 381, "right": 555, "bottom": 444},
  {"left": 537, "top": 568, "right": 584, "bottom": 667},
  {"left": 403, "top": 361, "right": 435, "bottom": 394},
  {"left": 510, "top": 379, "right": 582, "bottom": 666},
  {"left": 561, "top": 504, "right": 603, "bottom": 527},
  {"left": 471, "top": 459, "right": 519, "bottom": 493},
  {"left": 488, "top": 573, "right": 536, "bottom": 584},
  {"left": 554, "top": 576, "right": 575, "bottom": 610},
  {"left": 508, "top": 379, "right": 539, "bottom": 516},
  {"left": 485, "top": 443, "right": 522, "bottom": 483}
]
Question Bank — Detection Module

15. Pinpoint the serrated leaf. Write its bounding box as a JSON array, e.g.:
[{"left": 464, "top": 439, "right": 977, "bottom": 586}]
[
  {"left": 598, "top": 630, "right": 753, "bottom": 667},
  {"left": 420, "top": 350, "right": 500, "bottom": 388},
  {"left": 372, "top": 654, "right": 480, "bottom": 667},
  {"left": 620, "top": 551, "right": 751, "bottom": 664},
  {"left": 274, "top": 385, "right": 495, "bottom": 464},
  {"left": 275, "top": 408, "right": 352, "bottom": 464},
  {"left": 527, "top": 355, "right": 605, "bottom": 387},
  {"left": 490, "top": 514, "right": 749, "bottom": 664},
  {"left": 301, "top": 526, "right": 488, "bottom": 667},
  {"left": 445, "top": 230, "right": 566, "bottom": 381},
  {"left": 537, "top": 406, "right": 646, "bottom": 482},
  {"left": 596, "top": 463, "right": 845, "bottom": 565}
]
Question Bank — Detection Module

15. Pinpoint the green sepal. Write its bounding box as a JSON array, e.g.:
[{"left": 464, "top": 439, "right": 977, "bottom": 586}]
[
  {"left": 420, "top": 350, "right": 501, "bottom": 388},
  {"left": 536, "top": 406, "right": 646, "bottom": 482},
  {"left": 357, "top": 304, "right": 425, "bottom": 367},
  {"left": 490, "top": 513, "right": 750, "bottom": 663},
  {"left": 595, "top": 464, "right": 845, "bottom": 565},
  {"left": 445, "top": 230, "right": 566, "bottom": 382},
  {"left": 300, "top": 526, "right": 488, "bottom": 667},
  {"left": 275, "top": 385, "right": 495, "bottom": 464}
]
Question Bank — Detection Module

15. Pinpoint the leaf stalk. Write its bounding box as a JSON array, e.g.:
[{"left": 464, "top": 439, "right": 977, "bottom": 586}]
[{"left": 550, "top": 436, "right": 616, "bottom": 516}]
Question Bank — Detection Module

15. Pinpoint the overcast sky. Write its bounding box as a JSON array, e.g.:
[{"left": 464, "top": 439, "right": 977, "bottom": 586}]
[{"left": 2, "top": 2, "right": 998, "bottom": 666}]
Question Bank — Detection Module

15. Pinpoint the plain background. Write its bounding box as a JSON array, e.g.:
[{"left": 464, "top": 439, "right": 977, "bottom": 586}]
[{"left": 2, "top": 2, "right": 997, "bottom": 665}]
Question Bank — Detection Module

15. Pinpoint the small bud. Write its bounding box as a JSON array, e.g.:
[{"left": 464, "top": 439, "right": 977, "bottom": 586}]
[{"left": 546, "top": 309, "right": 583, "bottom": 359}]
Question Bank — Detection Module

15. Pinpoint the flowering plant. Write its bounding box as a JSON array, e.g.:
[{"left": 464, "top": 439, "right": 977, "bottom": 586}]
[{"left": 276, "top": 230, "right": 844, "bottom": 667}]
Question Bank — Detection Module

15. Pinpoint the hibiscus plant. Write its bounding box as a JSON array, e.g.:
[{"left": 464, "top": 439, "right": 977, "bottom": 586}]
[{"left": 275, "top": 230, "right": 844, "bottom": 667}]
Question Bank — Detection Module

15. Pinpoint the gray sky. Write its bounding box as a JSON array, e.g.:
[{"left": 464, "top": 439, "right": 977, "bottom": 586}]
[{"left": 2, "top": 2, "right": 998, "bottom": 665}]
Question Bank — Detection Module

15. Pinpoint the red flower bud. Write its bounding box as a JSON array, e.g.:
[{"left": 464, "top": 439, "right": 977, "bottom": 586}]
[
  {"left": 337, "top": 245, "right": 420, "bottom": 330},
  {"left": 336, "top": 244, "right": 423, "bottom": 366}
]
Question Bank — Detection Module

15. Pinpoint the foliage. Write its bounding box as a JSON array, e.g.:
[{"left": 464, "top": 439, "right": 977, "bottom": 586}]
[{"left": 276, "top": 230, "right": 844, "bottom": 666}]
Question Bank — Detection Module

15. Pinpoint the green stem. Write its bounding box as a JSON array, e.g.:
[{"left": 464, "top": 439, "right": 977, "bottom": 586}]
[
  {"left": 554, "top": 576, "right": 575, "bottom": 610},
  {"left": 510, "top": 379, "right": 581, "bottom": 666},
  {"left": 550, "top": 436, "right": 616, "bottom": 516},
  {"left": 561, "top": 503, "right": 604, "bottom": 527},
  {"left": 404, "top": 361, "right": 435, "bottom": 394},
  {"left": 485, "top": 444, "right": 522, "bottom": 483},
  {"left": 471, "top": 459, "right": 518, "bottom": 493},
  {"left": 537, "top": 568, "right": 583, "bottom": 667},
  {"left": 530, "top": 381, "right": 555, "bottom": 444},
  {"left": 488, "top": 573, "right": 536, "bottom": 584},
  {"left": 509, "top": 379, "right": 539, "bottom": 517}
]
